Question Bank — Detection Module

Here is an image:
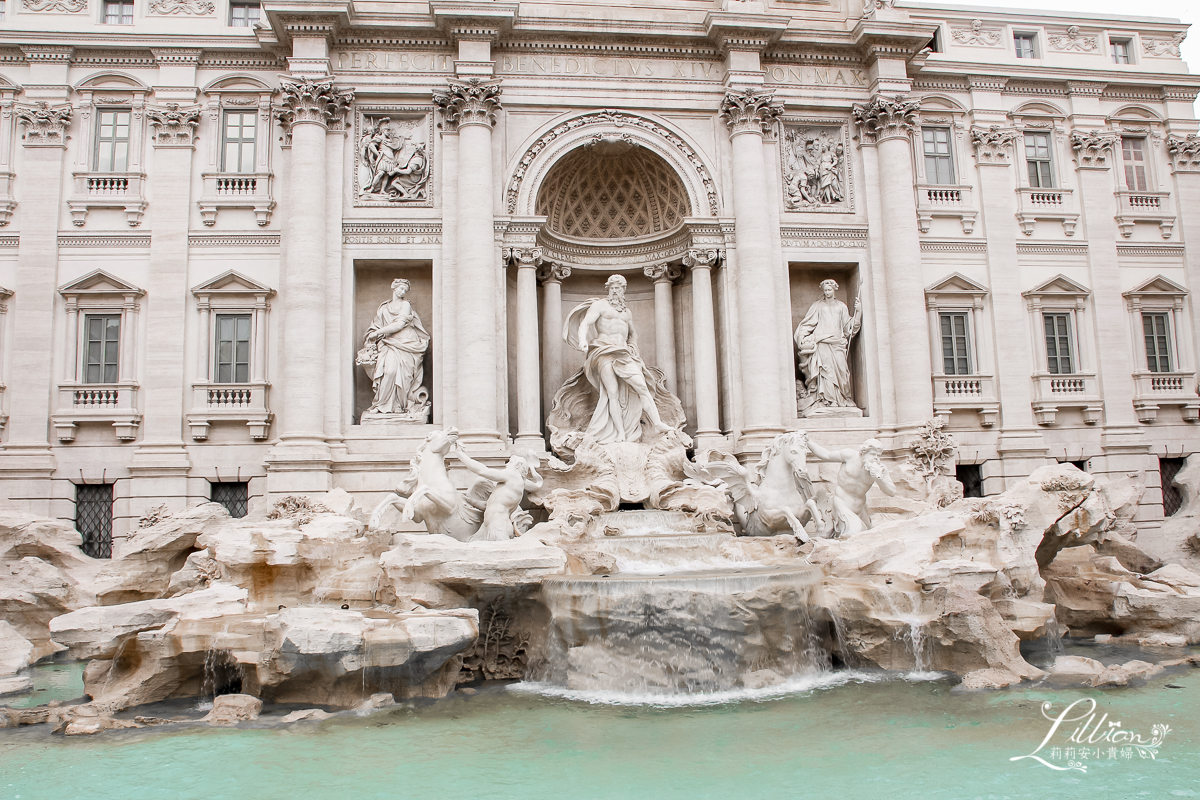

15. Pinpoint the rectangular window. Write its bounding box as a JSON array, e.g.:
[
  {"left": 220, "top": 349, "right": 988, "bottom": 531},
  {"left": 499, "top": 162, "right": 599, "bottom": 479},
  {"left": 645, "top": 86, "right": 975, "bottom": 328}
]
[
  {"left": 1143, "top": 312, "right": 1172, "bottom": 373},
  {"left": 229, "top": 1, "right": 260, "bottom": 27},
  {"left": 221, "top": 111, "right": 256, "bottom": 174},
  {"left": 939, "top": 312, "right": 972, "bottom": 375},
  {"left": 922, "top": 128, "right": 955, "bottom": 185},
  {"left": 1111, "top": 39, "right": 1131, "bottom": 64},
  {"left": 1160, "top": 457, "right": 1185, "bottom": 517},
  {"left": 1044, "top": 313, "right": 1074, "bottom": 375},
  {"left": 1014, "top": 33, "right": 1037, "bottom": 59},
  {"left": 76, "top": 484, "right": 114, "bottom": 559},
  {"left": 103, "top": 0, "right": 134, "bottom": 24},
  {"left": 211, "top": 481, "right": 249, "bottom": 518},
  {"left": 1024, "top": 132, "right": 1054, "bottom": 188},
  {"left": 1122, "top": 137, "right": 1148, "bottom": 192},
  {"left": 94, "top": 109, "right": 131, "bottom": 173},
  {"left": 956, "top": 464, "right": 983, "bottom": 499},
  {"left": 215, "top": 314, "right": 252, "bottom": 383},
  {"left": 83, "top": 314, "right": 120, "bottom": 384}
]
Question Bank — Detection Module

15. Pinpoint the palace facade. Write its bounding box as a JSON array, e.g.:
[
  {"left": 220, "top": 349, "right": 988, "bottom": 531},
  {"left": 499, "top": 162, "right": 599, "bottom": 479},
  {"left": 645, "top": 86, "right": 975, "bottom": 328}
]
[{"left": 0, "top": 0, "right": 1198, "bottom": 551}]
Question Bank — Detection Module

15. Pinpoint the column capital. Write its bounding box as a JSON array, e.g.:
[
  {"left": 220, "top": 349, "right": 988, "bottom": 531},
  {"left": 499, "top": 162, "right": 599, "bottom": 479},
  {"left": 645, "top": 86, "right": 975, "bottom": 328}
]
[
  {"left": 503, "top": 246, "right": 542, "bottom": 269},
  {"left": 719, "top": 88, "right": 782, "bottom": 137},
  {"left": 537, "top": 262, "right": 571, "bottom": 283},
  {"left": 683, "top": 248, "right": 722, "bottom": 269},
  {"left": 276, "top": 75, "right": 354, "bottom": 137},
  {"left": 970, "top": 125, "right": 1018, "bottom": 166},
  {"left": 1070, "top": 129, "right": 1118, "bottom": 169},
  {"left": 17, "top": 102, "right": 72, "bottom": 147},
  {"left": 851, "top": 95, "right": 918, "bottom": 144},
  {"left": 644, "top": 263, "right": 682, "bottom": 283},
  {"left": 433, "top": 78, "right": 502, "bottom": 130},
  {"left": 1167, "top": 133, "right": 1200, "bottom": 174},
  {"left": 147, "top": 103, "right": 201, "bottom": 148}
]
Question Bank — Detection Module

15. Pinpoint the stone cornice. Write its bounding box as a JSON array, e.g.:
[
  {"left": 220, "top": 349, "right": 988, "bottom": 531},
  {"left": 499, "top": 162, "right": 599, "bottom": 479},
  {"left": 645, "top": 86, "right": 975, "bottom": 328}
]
[
  {"left": 851, "top": 95, "right": 918, "bottom": 144},
  {"left": 151, "top": 48, "right": 203, "bottom": 65},
  {"left": 429, "top": 1, "right": 518, "bottom": 41},
  {"left": 719, "top": 88, "right": 782, "bottom": 137},
  {"left": 19, "top": 45, "right": 74, "bottom": 62},
  {"left": 704, "top": 10, "right": 788, "bottom": 55},
  {"left": 432, "top": 78, "right": 501, "bottom": 130}
]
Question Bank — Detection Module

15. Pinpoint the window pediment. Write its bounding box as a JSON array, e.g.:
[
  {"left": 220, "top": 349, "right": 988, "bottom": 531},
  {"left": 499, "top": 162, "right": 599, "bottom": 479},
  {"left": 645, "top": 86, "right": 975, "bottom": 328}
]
[
  {"left": 191, "top": 269, "right": 274, "bottom": 300},
  {"left": 59, "top": 269, "right": 144, "bottom": 302},
  {"left": 1023, "top": 273, "right": 1090, "bottom": 301}
]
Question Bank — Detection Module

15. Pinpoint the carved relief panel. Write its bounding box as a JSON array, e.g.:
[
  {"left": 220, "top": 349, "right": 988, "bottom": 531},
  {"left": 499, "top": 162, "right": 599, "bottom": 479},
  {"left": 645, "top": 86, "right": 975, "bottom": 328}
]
[
  {"left": 354, "top": 107, "right": 434, "bottom": 208},
  {"left": 779, "top": 120, "right": 853, "bottom": 213}
]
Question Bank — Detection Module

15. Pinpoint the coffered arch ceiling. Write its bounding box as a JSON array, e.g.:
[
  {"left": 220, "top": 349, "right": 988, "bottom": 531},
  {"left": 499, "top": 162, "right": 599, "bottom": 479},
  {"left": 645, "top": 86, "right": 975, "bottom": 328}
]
[{"left": 535, "top": 144, "right": 692, "bottom": 240}]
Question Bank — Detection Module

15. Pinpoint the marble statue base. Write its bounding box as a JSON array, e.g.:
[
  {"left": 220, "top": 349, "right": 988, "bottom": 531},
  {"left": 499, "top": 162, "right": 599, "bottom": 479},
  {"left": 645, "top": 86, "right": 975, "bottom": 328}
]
[
  {"left": 802, "top": 406, "right": 863, "bottom": 419},
  {"left": 360, "top": 406, "right": 430, "bottom": 425}
]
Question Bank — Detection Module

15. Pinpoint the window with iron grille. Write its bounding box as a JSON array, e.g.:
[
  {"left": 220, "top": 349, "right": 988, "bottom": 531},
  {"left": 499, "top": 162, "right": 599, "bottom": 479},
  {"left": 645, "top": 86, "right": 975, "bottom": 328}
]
[
  {"left": 221, "top": 111, "right": 256, "bottom": 173},
  {"left": 84, "top": 314, "right": 120, "bottom": 384},
  {"left": 1143, "top": 312, "right": 1172, "bottom": 373},
  {"left": 1121, "top": 137, "right": 1148, "bottom": 192},
  {"left": 939, "top": 312, "right": 972, "bottom": 376},
  {"left": 94, "top": 109, "right": 131, "bottom": 173},
  {"left": 215, "top": 314, "right": 252, "bottom": 383},
  {"left": 103, "top": 0, "right": 134, "bottom": 24},
  {"left": 922, "top": 128, "right": 955, "bottom": 185},
  {"left": 1044, "top": 313, "right": 1074, "bottom": 375},
  {"left": 76, "top": 483, "right": 114, "bottom": 559},
  {"left": 1111, "top": 39, "right": 1132, "bottom": 64},
  {"left": 1024, "top": 132, "right": 1054, "bottom": 188},
  {"left": 956, "top": 464, "right": 983, "bottom": 499},
  {"left": 1014, "top": 33, "right": 1037, "bottom": 59},
  {"left": 211, "top": 481, "right": 249, "bottom": 518},
  {"left": 229, "top": 1, "right": 260, "bottom": 26},
  {"left": 1160, "top": 457, "right": 1185, "bottom": 517}
]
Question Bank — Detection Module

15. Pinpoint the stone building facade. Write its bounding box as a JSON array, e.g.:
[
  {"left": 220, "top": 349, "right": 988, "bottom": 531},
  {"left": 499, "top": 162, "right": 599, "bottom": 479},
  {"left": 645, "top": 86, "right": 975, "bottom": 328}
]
[{"left": 0, "top": 0, "right": 1197, "bottom": 544}]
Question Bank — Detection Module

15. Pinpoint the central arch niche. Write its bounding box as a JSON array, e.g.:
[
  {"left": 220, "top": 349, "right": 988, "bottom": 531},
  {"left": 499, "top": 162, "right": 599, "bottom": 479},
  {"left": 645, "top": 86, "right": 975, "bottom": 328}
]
[{"left": 535, "top": 143, "right": 691, "bottom": 240}]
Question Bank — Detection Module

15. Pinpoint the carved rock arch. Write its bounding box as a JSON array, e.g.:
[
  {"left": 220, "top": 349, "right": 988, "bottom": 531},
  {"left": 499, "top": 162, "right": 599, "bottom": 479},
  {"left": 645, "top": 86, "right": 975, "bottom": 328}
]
[{"left": 506, "top": 109, "right": 720, "bottom": 219}]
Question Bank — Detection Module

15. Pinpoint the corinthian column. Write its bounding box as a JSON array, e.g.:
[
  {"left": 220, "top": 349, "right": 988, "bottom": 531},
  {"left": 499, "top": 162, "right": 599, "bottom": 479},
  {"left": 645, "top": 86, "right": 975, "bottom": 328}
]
[
  {"left": 719, "top": 88, "right": 785, "bottom": 447},
  {"left": 505, "top": 247, "right": 543, "bottom": 450},
  {"left": 684, "top": 248, "right": 722, "bottom": 449},
  {"left": 538, "top": 262, "right": 570, "bottom": 413},
  {"left": 644, "top": 263, "right": 681, "bottom": 393},
  {"left": 434, "top": 79, "right": 503, "bottom": 444},
  {"left": 852, "top": 96, "right": 933, "bottom": 431},
  {"left": 270, "top": 76, "right": 353, "bottom": 490}
]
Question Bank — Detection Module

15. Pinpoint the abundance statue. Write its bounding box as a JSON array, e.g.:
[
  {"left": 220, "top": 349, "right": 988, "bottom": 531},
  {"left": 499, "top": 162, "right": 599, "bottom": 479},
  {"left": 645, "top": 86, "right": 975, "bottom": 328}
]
[
  {"left": 454, "top": 449, "right": 543, "bottom": 541},
  {"left": 795, "top": 278, "right": 861, "bottom": 415},
  {"left": 694, "top": 431, "right": 824, "bottom": 543},
  {"left": 359, "top": 117, "right": 429, "bottom": 201},
  {"left": 806, "top": 438, "right": 896, "bottom": 537},
  {"left": 548, "top": 274, "right": 682, "bottom": 454},
  {"left": 358, "top": 278, "right": 431, "bottom": 423}
]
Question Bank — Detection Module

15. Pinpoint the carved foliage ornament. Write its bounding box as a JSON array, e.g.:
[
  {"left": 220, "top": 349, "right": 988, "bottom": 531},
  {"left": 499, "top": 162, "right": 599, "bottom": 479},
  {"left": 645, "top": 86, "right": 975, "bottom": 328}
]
[
  {"left": 147, "top": 103, "right": 201, "bottom": 146},
  {"left": 782, "top": 124, "right": 847, "bottom": 210},
  {"left": 503, "top": 247, "right": 543, "bottom": 269},
  {"left": 21, "top": 0, "right": 86, "bottom": 11},
  {"left": 851, "top": 96, "right": 918, "bottom": 144},
  {"left": 683, "top": 248, "right": 721, "bottom": 269},
  {"left": 1070, "top": 129, "right": 1118, "bottom": 168},
  {"left": 1048, "top": 27, "right": 1098, "bottom": 53},
  {"left": 357, "top": 114, "right": 430, "bottom": 204},
  {"left": 1167, "top": 134, "right": 1200, "bottom": 172},
  {"left": 432, "top": 79, "right": 502, "bottom": 130},
  {"left": 17, "top": 102, "right": 72, "bottom": 146},
  {"left": 1143, "top": 33, "right": 1186, "bottom": 58},
  {"left": 276, "top": 76, "right": 354, "bottom": 137},
  {"left": 970, "top": 126, "right": 1018, "bottom": 165},
  {"left": 951, "top": 19, "right": 1002, "bottom": 47},
  {"left": 148, "top": 0, "right": 214, "bottom": 14},
  {"left": 719, "top": 88, "right": 783, "bottom": 137}
]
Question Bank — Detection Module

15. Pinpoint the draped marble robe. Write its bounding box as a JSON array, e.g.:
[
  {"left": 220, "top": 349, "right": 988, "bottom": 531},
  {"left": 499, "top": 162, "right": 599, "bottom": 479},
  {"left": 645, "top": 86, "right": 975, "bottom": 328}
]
[
  {"left": 794, "top": 295, "right": 860, "bottom": 413},
  {"left": 365, "top": 298, "right": 430, "bottom": 415}
]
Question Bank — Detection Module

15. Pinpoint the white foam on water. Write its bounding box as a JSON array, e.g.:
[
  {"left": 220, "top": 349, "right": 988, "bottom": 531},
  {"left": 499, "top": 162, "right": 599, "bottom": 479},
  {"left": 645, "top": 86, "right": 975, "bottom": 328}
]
[
  {"left": 509, "top": 670, "right": 886, "bottom": 708},
  {"left": 903, "top": 670, "right": 945, "bottom": 682},
  {"left": 613, "top": 556, "right": 764, "bottom": 574}
]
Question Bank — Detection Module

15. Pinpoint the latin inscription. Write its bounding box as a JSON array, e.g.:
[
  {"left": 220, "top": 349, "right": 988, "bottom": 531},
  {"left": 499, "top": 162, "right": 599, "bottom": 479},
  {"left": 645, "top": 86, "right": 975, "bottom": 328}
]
[
  {"left": 344, "top": 235, "right": 441, "bottom": 245},
  {"left": 335, "top": 52, "right": 454, "bottom": 72},
  {"left": 498, "top": 55, "right": 724, "bottom": 80},
  {"left": 765, "top": 65, "right": 867, "bottom": 87}
]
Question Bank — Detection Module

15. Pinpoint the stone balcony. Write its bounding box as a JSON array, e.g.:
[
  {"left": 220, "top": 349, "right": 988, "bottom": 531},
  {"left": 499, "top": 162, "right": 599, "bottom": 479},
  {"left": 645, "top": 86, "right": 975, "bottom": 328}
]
[
  {"left": 67, "top": 172, "right": 147, "bottom": 227},
  {"left": 1031, "top": 373, "right": 1102, "bottom": 425},
  {"left": 198, "top": 172, "right": 275, "bottom": 227},
  {"left": 915, "top": 184, "right": 976, "bottom": 234},
  {"left": 52, "top": 383, "right": 141, "bottom": 442},
  {"left": 186, "top": 381, "right": 272, "bottom": 440},
  {"left": 1131, "top": 371, "right": 1200, "bottom": 423},
  {"left": 932, "top": 374, "right": 998, "bottom": 427},
  {"left": 1015, "top": 187, "right": 1078, "bottom": 236},
  {"left": 1114, "top": 191, "right": 1175, "bottom": 239}
]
